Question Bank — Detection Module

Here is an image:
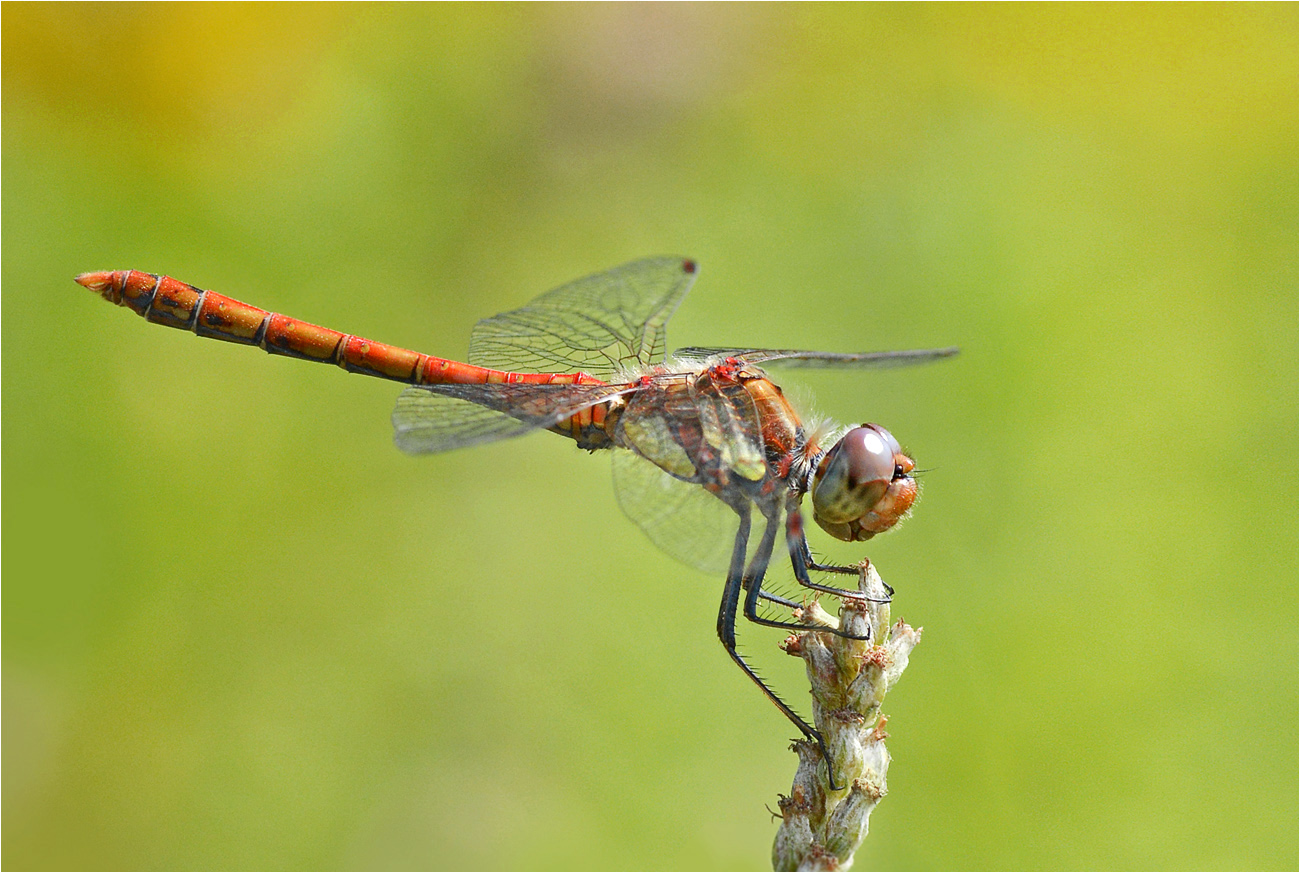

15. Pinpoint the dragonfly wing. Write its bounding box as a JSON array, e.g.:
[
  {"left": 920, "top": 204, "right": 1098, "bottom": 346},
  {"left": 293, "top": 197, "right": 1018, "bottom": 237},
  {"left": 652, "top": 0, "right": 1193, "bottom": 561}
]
[
  {"left": 392, "top": 382, "right": 632, "bottom": 455},
  {"left": 611, "top": 449, "right": 739, "bottom": 575},
  {"left": 469, "top": 257, "right": 699, "bottom": 379},
  {"left": 673, "top": 346, "right": 959, "bottom": 369},
  {"left": 612, "top": 371, "right": 770, "bottom": 572}
]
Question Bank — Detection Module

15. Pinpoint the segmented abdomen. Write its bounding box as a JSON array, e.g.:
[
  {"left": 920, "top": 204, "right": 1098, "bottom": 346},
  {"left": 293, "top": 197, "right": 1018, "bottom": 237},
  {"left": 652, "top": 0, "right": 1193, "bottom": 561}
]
[{"left": 76, "top": 270, "right": 604, "bottom": 389}]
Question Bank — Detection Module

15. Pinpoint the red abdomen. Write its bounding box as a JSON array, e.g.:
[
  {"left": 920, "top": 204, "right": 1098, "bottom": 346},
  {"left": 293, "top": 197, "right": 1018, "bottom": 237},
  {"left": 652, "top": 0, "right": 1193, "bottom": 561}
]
[{"left": 76, "top": 269, "right": 605, "bottom": 388}]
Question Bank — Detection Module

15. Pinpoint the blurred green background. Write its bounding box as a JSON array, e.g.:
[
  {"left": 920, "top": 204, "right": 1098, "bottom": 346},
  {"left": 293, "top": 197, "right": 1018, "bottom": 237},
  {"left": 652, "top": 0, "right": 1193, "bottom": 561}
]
[{"left": 4, "top": 4, "right": 1295, "bottom": 870}]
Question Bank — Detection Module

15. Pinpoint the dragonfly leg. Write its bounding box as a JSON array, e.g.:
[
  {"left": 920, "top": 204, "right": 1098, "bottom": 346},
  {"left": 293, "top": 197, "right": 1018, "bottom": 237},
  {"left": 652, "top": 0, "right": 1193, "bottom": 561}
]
[
  {"left": 738, "top": 509, "right": 868, "bottom": 645},
  {"left": 754, "top": 588, "right": 803, "bottom": 609},
  {"left": 740, "top": 566, "right": 803, "bottom": 610},
  {"left": 785, "top": 505, "right": 894, "bottom": 603},
  {"left": 715, "top": 504, "right": 843, "bottom": 790}
]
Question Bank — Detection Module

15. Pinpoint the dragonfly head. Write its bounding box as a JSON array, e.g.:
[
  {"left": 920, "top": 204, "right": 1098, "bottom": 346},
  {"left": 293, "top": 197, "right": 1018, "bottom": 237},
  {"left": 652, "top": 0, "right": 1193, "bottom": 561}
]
[{"left": 810, "top": 424, "right": 917, "bottom": 542}]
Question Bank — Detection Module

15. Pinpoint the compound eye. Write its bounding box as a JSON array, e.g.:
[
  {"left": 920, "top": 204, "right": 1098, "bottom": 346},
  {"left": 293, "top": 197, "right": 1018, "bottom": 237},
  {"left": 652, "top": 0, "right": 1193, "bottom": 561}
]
[
  {"left": 811, "top": 425, "right": 897, "bottom": 526},
  {"left": 862, "top": 422, "right": 913, "bottom": 478},
  {"left": 864, "top": 423, "right": 901, "bottom": 460}
]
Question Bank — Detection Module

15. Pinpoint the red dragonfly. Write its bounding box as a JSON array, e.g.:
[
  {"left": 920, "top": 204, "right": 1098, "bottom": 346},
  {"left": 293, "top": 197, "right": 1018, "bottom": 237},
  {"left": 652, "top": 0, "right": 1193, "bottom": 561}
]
[{"left": 76, "top": 256, "right": 955, "bottom": 779}]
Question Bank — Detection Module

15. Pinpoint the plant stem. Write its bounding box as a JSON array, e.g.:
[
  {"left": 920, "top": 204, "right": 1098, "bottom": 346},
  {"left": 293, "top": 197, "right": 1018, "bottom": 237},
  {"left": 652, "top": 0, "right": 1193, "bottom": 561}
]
[{"left": 771, "top": 561, "right": 921, "bottom": 872}]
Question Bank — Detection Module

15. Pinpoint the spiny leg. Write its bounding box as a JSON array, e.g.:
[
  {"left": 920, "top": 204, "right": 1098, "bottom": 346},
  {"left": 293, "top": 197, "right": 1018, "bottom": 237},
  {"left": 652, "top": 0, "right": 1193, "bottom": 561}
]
[
  {"left": 716, "top": 503, "right": 842, "bottom": 789},
  {"left": 754, "top": 588, "right": 803, "bottom": 610},
  {"left": 740, "top": 548, "right": 804, "bottom": 611},
  {"left": 785, "top": 503, "right": 893, "bottom": 603},
  {"left": 732, "top": 505, "right": 854, "bottom": 790},
  {"left": 740, "top": 508, "right": 862, "bottom": 636},
  {"left": 727, "top": 506, "right": 873, "bottom": 644}
]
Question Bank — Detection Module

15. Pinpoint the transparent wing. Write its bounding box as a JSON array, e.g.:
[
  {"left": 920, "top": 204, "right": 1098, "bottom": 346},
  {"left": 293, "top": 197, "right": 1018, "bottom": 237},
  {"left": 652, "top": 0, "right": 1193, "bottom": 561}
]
[
  {"left": 611, "top": 449, "right": 740, "bottom": 575},
  {"left": 612, "top": 372, "right": 771, "bottom": 573},
  {"left": 674, "top": 346, "right": 959, "bottom": 369},
  {"left": 392, "top": 382, "right": 633, "bottom": 455},
  {"left": 469, "top": 257, "right": 699, "bottom": 378}
]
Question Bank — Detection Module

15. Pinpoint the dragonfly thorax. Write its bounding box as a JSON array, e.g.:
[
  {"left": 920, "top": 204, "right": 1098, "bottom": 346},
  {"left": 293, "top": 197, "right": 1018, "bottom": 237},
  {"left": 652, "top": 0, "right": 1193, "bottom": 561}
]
[{"left": 810, "top": 424, "right": 917, "bottom": 542}]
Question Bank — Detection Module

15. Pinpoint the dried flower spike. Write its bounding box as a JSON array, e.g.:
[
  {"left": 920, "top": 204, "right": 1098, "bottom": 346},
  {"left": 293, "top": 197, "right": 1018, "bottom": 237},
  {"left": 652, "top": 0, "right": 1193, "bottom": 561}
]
[{"left": 772, "top": 561, "right": 922, "bottom": 872}]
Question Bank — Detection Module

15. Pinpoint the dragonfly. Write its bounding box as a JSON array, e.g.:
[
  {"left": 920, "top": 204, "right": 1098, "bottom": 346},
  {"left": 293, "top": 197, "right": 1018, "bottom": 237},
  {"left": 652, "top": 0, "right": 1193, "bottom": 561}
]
[{"left": 75, "top": 256, "right": 955, "bottom": 783}]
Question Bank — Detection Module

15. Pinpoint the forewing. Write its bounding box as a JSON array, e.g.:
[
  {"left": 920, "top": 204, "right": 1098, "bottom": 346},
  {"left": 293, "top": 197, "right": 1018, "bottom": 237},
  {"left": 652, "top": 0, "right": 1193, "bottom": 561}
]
[
  {"left": 469, "top": 257, "right": 698, "bottom": 378},
  {"left": 392, "top": 382, "right": 631, "bottom": 455},
  {"left": 674, "top": 346, "right": 959, "bottom": 369}
]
